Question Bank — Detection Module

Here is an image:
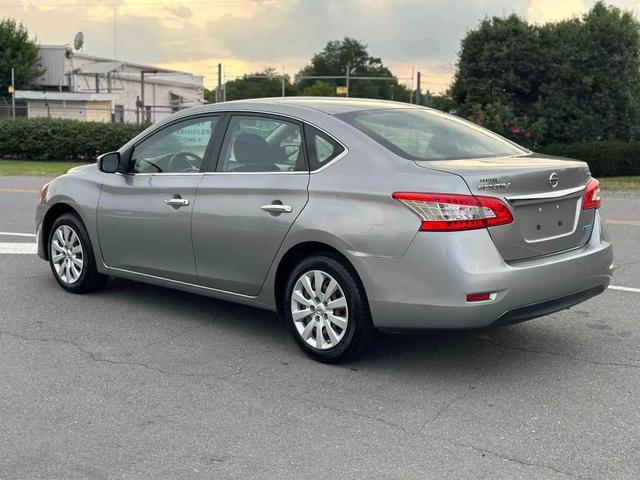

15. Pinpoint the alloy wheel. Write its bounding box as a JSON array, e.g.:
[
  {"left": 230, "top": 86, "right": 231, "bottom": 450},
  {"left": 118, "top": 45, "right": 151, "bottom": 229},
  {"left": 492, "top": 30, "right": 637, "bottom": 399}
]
[
  {"left": 50, "top": 225, "right": 84, "bottom": 285},
  {"left": 290, "top": 270, "right": 349, "bottom": 350}
]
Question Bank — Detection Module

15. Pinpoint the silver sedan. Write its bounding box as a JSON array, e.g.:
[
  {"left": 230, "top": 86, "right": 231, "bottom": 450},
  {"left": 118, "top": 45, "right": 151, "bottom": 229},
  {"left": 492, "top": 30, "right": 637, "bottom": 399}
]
[{"left": 35, "top": 98, "right": 613, "bottom": 362}]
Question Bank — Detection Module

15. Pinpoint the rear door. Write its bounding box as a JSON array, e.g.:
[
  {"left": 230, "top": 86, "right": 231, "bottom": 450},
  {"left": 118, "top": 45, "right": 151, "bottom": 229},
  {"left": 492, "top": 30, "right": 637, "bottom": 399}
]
[
  {"left": 191, "top": 113, "right": 309, "bottom": 296},
  {"left": 97, "top": 115, "right": 220, "bottom": 283}
]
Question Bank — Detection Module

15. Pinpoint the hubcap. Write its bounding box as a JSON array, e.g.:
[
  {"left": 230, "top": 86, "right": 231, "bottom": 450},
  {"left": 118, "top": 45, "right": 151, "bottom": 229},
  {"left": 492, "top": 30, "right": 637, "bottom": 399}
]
[
  {"left": 50, "top": 225, "right": 84, "bottom": 285},
  {"left": 290, "top": 270, "right": 348, "bottom": 350}
]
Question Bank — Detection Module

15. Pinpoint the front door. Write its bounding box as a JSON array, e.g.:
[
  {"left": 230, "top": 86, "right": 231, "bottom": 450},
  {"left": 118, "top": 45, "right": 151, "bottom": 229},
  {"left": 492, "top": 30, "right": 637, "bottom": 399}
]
[
  {"left": 192, "top": 114, "right": 309, "bottom": 296},
  {"left": 97, "top": 115, "right": 220, "bottom": 283}
]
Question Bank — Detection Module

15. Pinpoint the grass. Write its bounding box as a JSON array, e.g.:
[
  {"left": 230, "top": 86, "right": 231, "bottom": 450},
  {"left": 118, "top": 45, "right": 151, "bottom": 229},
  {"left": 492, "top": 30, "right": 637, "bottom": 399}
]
[
  {"left": 0, "top": 160, "right": 90, "bottom": 176},
  {"left": 599, "top": 176, "right": 640, "bottom": 191}
]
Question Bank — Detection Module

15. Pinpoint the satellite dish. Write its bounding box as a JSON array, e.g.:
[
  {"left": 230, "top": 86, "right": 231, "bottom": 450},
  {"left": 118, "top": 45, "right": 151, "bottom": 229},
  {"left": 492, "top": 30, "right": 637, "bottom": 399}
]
[{"left": 73, "top": 32, "right": 84, "bottom": 51}]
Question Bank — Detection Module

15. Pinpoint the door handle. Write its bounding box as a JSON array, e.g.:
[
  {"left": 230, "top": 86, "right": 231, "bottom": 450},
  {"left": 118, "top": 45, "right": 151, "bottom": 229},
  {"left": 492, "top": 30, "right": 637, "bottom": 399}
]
[
  {"left": 164, "top": 198, "right": 190, "bottom": 207},
  {"left": 260, "top": 203, "right": 293, "bottom": 214}
]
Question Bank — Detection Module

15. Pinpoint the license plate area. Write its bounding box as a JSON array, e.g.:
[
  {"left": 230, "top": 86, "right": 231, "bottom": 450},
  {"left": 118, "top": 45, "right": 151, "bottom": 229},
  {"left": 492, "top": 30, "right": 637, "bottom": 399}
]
[{"left": 514, "top": 197, "right": 581, "bottom": 242}]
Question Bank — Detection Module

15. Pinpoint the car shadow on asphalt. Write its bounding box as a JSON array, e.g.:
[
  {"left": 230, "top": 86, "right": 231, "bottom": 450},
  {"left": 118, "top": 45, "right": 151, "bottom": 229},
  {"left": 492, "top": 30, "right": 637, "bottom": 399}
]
[{"left": 90, "top": 276, "right": 578, "bottom": 373}]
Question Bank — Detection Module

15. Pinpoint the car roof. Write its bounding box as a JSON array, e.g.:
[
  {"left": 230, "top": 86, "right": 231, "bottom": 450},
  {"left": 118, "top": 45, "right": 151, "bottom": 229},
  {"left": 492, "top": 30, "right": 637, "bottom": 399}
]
[{"left": 209, "top": 97, "right": 422, "bottom": 115}]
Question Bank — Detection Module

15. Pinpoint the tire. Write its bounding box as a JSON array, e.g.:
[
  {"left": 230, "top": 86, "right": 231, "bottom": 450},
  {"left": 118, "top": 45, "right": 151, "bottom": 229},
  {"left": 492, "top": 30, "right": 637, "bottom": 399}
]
[
  {"left": 283, "top": 253, "right": 374, "bottom": 363},
  {"left": 48, "top": 213, "right": 107, "bottom": 294}
]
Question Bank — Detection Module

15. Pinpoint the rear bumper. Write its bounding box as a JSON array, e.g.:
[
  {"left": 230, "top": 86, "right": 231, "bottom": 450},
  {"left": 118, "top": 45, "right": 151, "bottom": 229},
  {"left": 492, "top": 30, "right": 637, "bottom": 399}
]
[{"left": 356, "top": 211, "right": 613, "bottom": 330}]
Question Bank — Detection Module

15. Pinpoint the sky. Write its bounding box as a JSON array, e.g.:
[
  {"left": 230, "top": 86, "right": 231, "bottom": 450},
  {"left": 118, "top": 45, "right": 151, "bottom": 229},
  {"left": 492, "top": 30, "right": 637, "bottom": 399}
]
[{"left": 2, "top": 0, "right": 640, "bottom": 92}]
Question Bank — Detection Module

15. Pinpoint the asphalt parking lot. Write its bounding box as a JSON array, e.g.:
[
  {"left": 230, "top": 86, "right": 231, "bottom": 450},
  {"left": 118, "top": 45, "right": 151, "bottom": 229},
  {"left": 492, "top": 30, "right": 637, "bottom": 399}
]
[{"left": 1, "top": 175, "right": 639, "bottom": 479}]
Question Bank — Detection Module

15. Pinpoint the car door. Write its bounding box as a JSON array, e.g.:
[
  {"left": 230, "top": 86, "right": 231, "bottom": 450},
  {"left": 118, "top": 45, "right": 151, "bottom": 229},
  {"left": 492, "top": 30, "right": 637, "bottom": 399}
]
[
  {"left": 97, "top": 115, "right": 220, "bottom": 283},
  {"left": 191, "top": 113, "right": 310, "bottom": 296}
]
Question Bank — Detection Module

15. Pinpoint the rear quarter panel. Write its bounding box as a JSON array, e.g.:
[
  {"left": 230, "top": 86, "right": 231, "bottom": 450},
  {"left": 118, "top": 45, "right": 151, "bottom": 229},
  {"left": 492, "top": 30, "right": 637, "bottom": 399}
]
[{"left": 257, "top": 117, "right": 472, "bottom": 307}]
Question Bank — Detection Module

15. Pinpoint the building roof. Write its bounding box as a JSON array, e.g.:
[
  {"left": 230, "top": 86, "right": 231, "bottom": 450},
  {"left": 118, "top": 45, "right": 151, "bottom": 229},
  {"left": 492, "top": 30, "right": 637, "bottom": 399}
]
[
  {"left": 15, "top": 90, "right": 117, "bottom": 102},
  {"left": 39, "top": 44, "right": 189, "bottom": 75},
  {"left": 37, "top": 45, "right": 204, "bottom": 89}
]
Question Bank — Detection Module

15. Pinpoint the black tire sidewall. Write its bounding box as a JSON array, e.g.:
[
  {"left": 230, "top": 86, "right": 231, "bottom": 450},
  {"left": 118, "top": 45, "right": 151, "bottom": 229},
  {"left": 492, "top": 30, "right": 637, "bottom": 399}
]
[{"left": 283, "top": 254, "right": 371, "bottom": 363}]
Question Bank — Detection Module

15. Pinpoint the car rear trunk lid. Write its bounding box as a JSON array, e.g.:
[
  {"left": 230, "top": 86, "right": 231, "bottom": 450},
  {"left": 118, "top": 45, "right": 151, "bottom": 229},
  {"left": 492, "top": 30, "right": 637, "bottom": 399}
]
[{"left": 415, "top": 154, "right": 596, "bottom": 261}]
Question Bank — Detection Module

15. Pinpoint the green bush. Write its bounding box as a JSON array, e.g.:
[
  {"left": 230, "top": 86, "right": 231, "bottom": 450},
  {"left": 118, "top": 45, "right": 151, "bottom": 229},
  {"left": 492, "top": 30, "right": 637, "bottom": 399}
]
[
  {"left": 539, "top": 141, "right": 640, "bottom": 177},
  {"left": 0, "top": 118, "right": 146, "bottom": 160}
]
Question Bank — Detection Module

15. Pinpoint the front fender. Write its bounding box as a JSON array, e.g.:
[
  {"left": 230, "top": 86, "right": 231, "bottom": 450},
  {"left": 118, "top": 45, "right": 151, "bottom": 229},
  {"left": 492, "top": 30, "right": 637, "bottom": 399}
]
[{"left": 36, "top": 170, "right": 106, "bottom": 272}]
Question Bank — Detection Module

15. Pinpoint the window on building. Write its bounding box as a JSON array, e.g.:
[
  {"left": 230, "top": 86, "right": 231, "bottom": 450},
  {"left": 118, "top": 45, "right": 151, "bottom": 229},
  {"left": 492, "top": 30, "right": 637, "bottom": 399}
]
[{"left": 114, "top": 105, "right": 124, "bottom": 124}]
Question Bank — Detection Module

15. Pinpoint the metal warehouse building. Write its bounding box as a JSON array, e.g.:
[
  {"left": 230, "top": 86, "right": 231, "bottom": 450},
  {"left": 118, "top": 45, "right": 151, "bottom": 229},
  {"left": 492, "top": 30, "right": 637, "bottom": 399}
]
[{"left": 16, "top": 45, "right": 205, "bottom": 123}]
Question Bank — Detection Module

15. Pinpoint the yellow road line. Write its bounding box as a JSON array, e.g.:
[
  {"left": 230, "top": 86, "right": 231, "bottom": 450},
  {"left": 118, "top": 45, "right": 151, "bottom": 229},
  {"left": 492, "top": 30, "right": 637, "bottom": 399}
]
[
  {"left": 606, "top": 219, "right": 640, "bottom": 226},
  {"left": 0, "top": 188, "right": 38, "bottom": 193}
]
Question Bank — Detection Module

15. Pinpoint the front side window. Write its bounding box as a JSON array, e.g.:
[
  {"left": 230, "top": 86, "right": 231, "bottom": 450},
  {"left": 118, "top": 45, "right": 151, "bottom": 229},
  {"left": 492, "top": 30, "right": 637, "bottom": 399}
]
[
  {"left": 216, "top": 116, "right": 306, "bottom": 172},
  {"left": 337, "top": 109, "right": 526, "bottom": 161},
  {"left": 130, "top": 116, "right": 218, "bottom": 174}
]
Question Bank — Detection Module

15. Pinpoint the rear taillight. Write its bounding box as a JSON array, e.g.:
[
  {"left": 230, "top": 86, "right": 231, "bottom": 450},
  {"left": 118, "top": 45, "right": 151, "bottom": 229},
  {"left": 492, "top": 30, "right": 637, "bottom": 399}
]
[
  {"left": 582, "top": 179, "right": 601, "bottom": 210},
  {"left": 392, "top": 192, "right": 513, "bottom": 232}
]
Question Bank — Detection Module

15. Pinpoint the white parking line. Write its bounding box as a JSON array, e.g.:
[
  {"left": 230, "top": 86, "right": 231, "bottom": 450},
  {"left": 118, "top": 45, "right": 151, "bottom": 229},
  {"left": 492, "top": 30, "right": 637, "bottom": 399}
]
[
  {"left": 0, "top": 231, "right": 36, "bottom": 238},
  {"left": 609, "top": 285, "right": 640, "bottom": 293},
  {"left": 607, "top": 219, "right": 640, "bottom": 227},
  {"left": 0, "top": 242, "right": 37, "bottom": 254}
]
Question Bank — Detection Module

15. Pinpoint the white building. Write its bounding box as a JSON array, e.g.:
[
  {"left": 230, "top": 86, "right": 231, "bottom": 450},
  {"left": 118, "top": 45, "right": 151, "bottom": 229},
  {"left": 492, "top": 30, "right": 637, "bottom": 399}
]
[{"left": 17, "top": 45, "right": 205, "bottom": 123}]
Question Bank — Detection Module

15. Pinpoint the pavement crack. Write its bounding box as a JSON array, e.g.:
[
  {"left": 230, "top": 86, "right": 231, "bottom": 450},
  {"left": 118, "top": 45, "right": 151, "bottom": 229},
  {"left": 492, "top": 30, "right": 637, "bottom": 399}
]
[
  {"left": 306, "top": 398, "right": 406, "bottom": 433},
  {"left": 477, "top": 337, "right": 640, "bottom": 370},
  {"left": 143, "top": 320, "right": 212, "bottom": 349},
  {"left": 0, "top": 329, "right": 233, "bottom": 379},
  {"left": 444, "top": 438, "right": 583, "bottom": 478}
]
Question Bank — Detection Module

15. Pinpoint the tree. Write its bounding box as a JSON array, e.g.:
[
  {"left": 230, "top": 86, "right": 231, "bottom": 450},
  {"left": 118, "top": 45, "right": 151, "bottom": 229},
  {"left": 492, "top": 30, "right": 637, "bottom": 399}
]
[
  {"left": 297, "top": 38, "right": 403, "bottom": 100},
  {"left": 535, "top": 3, "right": 640, "bottom": 143},
  {"left": 0, "top": 19, "right": 42, "bottom": 97},
  {"left": 451, "top": 2, "right": 640, "bottom": 145},
  {"left": 205, "top": 68, "right": 296, "bottom": 102},
  {"left": 450, "top": 14, "right": 542, "bottom": 118},
  {"left": 302, "top": 80, "right": 336, "bottom": 97}
]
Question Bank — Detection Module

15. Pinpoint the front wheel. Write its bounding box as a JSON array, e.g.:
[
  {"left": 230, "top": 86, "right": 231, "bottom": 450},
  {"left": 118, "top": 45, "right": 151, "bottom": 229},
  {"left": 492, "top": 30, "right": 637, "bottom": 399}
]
[
  {"left": 48, "top": 213, "right": 107, "bottom": 293},
  {"left": 283, "top": 254, "right": 373, "bottom": 363}
]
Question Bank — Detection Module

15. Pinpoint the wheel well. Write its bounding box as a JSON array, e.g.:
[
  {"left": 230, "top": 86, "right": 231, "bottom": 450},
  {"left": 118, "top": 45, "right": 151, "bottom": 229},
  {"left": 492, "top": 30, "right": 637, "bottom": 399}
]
[
  {"left": 41, "top": 203, "right": 80, "bottom": 260},
  {"left": 274, "top": 241, "right": 366, "bottom": 315}
]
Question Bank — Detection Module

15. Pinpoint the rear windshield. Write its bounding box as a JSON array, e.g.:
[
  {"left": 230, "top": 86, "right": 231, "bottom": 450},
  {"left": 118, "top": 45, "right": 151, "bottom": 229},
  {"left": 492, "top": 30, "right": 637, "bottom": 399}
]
[{"left": 337, "top": 109, "right": 526, "bottom": 161}]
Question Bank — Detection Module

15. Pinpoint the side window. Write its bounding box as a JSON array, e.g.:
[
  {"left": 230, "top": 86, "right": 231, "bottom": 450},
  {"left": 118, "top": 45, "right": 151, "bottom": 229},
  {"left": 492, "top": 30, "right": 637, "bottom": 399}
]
[
  {"left": 216, "top": 116, "right": 306, "bottom": 172},
  {"left": 130, "top": 116, "right": 218, "bottom": 174},
  {"left": 305, "top": 126, "right": 345, "bottom": 171}
]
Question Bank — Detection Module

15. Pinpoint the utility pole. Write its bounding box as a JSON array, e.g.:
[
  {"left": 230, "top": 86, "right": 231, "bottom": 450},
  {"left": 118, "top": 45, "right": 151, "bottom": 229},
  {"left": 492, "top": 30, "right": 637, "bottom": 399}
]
[
  {"left": 11, "top": 67, "right": 15, "bottom": 120},
  {"left": 345, "top": 63, "right": 350, "bottom": 98},
  {"left": 217, "top": 63, "right": 222, "bottom": 103},
  {"left": 140, "top": 71, "right": 145, "bottom": 120},
  {"left": 410, "top": 65, "right": 415, "bottom": 104},
  {"left": 281, "top": 65, "right": 285, "bottom": 97},
  {"left": 416, "top": 71, "right": 422, "bottom": 106}
]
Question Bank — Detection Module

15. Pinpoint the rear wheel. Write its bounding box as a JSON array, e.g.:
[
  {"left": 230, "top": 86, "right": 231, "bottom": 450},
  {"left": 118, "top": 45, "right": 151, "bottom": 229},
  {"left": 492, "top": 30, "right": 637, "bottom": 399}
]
[
  {"left": 48, "top": 213, "right": 107, "bottom": 293},
  {"left": 283, "top": 254, "right": 373, "bottom": 363}
]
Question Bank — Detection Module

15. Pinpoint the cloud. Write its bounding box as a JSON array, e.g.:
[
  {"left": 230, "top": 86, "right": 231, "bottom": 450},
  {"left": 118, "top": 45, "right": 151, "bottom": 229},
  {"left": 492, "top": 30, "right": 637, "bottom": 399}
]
[
  {"left": 527, "top": 0, "right": 588, "bottom": 23},
  {"left": 6, "top": 0, "right": 639, "bottom": 93}
]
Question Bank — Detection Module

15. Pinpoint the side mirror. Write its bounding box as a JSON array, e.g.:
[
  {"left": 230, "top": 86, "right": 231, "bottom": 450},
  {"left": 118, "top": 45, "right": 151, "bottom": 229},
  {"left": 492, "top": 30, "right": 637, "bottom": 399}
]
[{"left": 97, "top": 152, "right": 121, "bottom": 173}]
